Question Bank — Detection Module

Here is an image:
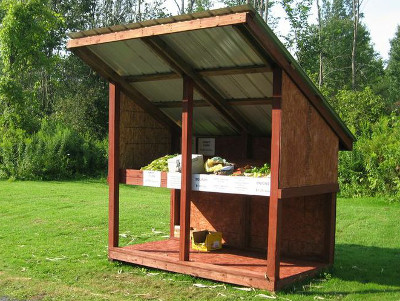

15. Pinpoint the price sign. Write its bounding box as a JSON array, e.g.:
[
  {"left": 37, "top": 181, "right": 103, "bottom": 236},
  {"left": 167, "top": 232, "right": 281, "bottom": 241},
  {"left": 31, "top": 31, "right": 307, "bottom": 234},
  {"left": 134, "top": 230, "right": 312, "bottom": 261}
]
[{"left": 142, "top": 170, "right": 161, "bottom": 187}]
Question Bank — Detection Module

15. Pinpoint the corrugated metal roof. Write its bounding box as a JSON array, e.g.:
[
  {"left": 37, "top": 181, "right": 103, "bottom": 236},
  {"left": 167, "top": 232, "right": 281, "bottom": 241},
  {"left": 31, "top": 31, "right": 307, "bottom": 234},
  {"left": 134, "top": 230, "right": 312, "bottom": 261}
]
[
  {"left": 205, "top": 73, "right": 273, "bottom": 99},
  {"left": 160, "top": 26, "right": 266, "bottom": 69},
  {"left": 88, "top": 39, "right": 172, "bottom": 76},
  {"left": 131, "top": 79, "right": 204, "bottom": 102},
  {"left": 67, "top": 4, "right": 354, "bottom": 149},
  {"left": 67, "top": 5, "right": 253, "bottom": 39}
]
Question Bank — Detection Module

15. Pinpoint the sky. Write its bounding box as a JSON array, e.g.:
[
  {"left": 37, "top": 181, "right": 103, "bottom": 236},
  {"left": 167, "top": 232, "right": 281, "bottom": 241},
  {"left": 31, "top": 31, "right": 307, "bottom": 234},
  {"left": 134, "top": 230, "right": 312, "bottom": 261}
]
[{"left": 164, "top": 0, "right": 400, "bottom": 62}]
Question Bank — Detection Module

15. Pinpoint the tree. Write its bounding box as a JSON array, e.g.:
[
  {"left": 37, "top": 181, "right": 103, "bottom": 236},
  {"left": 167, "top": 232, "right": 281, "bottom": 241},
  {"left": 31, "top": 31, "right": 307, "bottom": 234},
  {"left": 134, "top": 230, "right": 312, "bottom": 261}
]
[
  {"left": 290, "top": 0, "right": 383, "bottom": 94},
  {"left": 387, "top": 25, "right": 400, "bottom": 109},
  {"left": 0, "top": 0, "right": 64, "bottom": 132},
  {"left": 221, "top": 0, "right": 278, "bottom": 28},
  {"left": 280, "top": 0, "right": 313, "bottom": 60}
]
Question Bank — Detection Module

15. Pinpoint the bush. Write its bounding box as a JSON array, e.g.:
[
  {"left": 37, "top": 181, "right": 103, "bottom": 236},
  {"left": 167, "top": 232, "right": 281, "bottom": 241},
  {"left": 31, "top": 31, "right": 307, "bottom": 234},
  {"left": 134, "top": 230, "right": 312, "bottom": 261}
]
[
  {"left": 339, "top": 115, "right": 400, "bottom": 197},
  {"left": 0, "top": 119, "right": 107, "bottom": 180}
]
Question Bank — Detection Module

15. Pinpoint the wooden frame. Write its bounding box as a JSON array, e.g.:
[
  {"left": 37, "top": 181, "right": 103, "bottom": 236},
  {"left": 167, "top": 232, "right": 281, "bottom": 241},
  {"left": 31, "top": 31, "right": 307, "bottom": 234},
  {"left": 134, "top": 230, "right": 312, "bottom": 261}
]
[
  {"left": 179, "top": 76, "right": 194, "bottom": 261},
  {"left": 266, "top": 68, "right": 282, "bottom": 287},
  {"left": 70, "top": 6, "right": 354, "bottom": 292},
  {"left": 108, "top": 83, "right": 120, "bottom": 249}
]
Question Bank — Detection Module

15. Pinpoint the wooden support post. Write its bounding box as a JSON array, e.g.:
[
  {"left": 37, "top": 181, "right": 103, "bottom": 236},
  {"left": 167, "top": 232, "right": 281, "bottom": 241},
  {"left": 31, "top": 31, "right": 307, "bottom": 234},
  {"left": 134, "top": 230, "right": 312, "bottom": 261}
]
[
  {"left": 170, "top": 189, "right": 181, "bottom": 238},
  {"left": 325, "top": 192, "right": 337, "bottom": 264},
  {"left": 179, "top": 76, "right": 194, "bottom": 261},
  {"left": 241, "top": 131, "right": 252, "bottom": 160},
  {"left": 108, "top": 83, "right": 120, "bottom": 250},
  {"left": 266, "top": 68, "right": 282, "bottom": 287}
]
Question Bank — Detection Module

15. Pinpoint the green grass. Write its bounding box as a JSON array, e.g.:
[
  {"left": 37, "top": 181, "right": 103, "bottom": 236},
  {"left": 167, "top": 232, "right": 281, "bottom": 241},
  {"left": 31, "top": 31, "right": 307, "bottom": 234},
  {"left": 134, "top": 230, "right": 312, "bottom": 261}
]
[{"left": 0, "top": 180, "right": 399, "bottom": 300}]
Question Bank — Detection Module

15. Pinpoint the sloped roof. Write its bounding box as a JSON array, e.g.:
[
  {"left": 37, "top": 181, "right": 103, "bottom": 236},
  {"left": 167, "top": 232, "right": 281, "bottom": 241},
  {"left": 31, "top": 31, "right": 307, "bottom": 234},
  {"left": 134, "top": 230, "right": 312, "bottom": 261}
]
[{"left": 67, "top": 5, "right": 354, "bottom": 150}]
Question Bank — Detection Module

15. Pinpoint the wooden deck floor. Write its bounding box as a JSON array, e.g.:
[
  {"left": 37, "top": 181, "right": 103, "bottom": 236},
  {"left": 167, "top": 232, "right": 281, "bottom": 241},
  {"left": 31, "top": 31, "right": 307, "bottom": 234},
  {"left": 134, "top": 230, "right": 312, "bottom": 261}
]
[{"left": 109, "top": 239, "right": 327, "bottom": 290}]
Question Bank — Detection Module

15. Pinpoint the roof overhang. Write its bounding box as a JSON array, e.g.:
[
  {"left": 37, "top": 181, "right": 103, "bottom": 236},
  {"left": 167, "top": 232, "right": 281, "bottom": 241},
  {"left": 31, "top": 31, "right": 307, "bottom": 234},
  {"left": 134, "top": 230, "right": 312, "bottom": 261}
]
[{"left": 67, "top": 5, "right": 354, "bottom": 150}]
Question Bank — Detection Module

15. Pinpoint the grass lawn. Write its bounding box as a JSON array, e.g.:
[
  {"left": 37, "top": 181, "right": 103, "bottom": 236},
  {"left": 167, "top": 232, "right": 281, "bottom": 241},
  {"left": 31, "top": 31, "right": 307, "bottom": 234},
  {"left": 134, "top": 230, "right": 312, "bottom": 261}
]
[{"left": 0, "top": 180, "right": 399, "bottom": 300}]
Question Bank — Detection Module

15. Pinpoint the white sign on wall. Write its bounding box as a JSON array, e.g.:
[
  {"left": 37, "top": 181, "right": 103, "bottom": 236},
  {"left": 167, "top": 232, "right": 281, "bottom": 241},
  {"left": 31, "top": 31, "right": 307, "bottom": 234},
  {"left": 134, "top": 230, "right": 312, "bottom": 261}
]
[
  {"left": 142, "top": 170, "right": 161, "bottom": 187},
  {"left": 165, "top": 172, "right": 271, "bottom": 196},
  {"left": 197, "top": 138, "right": 215, "bottom": 156}
]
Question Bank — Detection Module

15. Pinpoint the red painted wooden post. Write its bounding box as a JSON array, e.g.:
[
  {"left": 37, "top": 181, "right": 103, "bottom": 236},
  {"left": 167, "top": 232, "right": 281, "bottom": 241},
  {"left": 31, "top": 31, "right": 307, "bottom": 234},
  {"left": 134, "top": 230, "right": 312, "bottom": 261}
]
[
  {"left": 266, "top": 68, "right": 282, "bottom": 287},
  {"left": 170, "top": 189, "right": 181, "bottom": 238},
  {"left": 325, "top": 192, "right": 337, "bottom": 264},
  {"left": 108, "top": 83, "right": 120, "bottom": 250},
  {"left": 179, "top": 76, "right": 194, "bottom": 261}
]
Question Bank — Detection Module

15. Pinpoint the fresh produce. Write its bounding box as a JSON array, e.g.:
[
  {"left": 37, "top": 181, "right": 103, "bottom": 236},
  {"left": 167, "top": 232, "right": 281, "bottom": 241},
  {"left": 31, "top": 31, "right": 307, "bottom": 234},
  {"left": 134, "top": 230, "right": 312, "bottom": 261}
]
[
  {"left": 244, "top": 163, "right": 271, "bottom": 178},
  {"left": 140, "top": 154, "right": 177, "bottom": 171},
  {"left": 204, "top": 157, "right": 234, "bottom": 175}
]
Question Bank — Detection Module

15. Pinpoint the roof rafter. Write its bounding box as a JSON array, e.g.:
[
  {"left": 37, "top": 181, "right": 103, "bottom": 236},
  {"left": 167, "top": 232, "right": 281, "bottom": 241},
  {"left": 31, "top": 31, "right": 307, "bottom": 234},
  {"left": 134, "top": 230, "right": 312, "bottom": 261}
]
[
  {"left": 154, "top": 97, "right": 279, "bottom": 108},
  {"left": 142, "top": 36, "right": 257, "bottom": 134},
  {"left": 71, "top": 47, "right": 181, "bottom": 134},
  {"left": 123, "top": 65, "right": 272, "bottom": 83}
]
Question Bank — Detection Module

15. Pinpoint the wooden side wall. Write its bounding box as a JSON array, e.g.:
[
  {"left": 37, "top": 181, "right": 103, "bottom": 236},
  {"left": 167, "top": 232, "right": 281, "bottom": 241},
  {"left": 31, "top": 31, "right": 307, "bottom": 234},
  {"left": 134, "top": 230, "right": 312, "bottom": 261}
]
[
  {"left": 119, "top": 92, "right": 171, "bottom": 169},
  {"left": 214, "top": 136, "right": 270, "bottom": 165},
  {"left": 280, "top": 72, "right": 339, "bottom": 188},
  {"left": 190, "top": 191, "right": 269, "bottom": 251},
  {"left": 280, "top": 193, "right": 332, "bottom": 261}
]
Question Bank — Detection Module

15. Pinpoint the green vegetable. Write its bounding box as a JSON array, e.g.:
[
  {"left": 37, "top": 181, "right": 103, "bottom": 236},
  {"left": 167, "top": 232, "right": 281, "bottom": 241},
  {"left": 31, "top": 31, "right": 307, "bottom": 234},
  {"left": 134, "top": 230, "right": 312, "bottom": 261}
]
[
  {"left": 140, "top": 154, "right": 177, "bottom": 172},
  {"left": 244, "top": 163, "right": 271, "bottom": 177}
]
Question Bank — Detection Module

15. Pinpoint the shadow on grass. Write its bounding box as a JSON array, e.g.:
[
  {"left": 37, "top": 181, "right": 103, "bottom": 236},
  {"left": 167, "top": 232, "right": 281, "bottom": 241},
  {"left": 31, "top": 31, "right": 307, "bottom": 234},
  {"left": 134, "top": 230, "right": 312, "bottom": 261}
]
[
  {"left": 282, "top": 243, "right": 400, "bottom": 298},
  {"left": 333, "top": 243, "right": 400, "bottom": 287}
]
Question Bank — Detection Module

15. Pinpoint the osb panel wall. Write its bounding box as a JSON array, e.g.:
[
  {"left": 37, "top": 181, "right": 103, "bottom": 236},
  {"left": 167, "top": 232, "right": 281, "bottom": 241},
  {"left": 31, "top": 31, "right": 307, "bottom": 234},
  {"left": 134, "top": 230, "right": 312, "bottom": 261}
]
[
  {"left": 119, "top": 93, "right": 171, "bottom": 169},
  {"left": 214, "top": 136, "right": 271, "bottom": 165},
  {"left": 190, "top": 191, "right": 269, "bottom": 250},
  {"left": 280, "top": 72, "right": 339, "bottom": 188},
  {"left": 280, "top": 193, "right": 331, "bottom": 261}
]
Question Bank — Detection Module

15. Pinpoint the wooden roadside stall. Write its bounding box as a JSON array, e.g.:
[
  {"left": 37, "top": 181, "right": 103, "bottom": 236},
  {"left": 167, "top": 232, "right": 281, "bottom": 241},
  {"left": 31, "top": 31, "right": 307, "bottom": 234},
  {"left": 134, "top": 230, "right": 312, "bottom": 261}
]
[{"left": 67, "top": 5, "right": 354, "bottom": 291}]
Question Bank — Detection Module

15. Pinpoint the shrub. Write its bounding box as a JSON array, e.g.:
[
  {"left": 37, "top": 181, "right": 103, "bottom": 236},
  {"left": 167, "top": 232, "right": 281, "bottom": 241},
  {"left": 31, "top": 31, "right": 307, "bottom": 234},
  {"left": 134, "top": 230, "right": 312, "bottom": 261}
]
[
  {"left": 0, "top": 119, "right": 107, "bottom": 180},
  {"left": 339, "top": 115, "right": 400, "bottom": 197}
]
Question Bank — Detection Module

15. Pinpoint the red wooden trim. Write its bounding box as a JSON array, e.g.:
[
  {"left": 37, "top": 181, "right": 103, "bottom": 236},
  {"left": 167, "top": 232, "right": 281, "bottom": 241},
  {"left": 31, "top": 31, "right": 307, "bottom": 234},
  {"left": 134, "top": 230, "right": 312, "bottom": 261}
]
[
  {"left": 325, "top": 192, "right": 337, "bottom": 264},
  {"left": 244, "top": 17, "right": 353, "bottom": 150},
  {"left": 108, "top": 83, "right": 120, "bottom": 249},
  {"left": 276, "top": 265, "right": 327, "bottom": 291},
  {"left": 266, "top": 67, "right": 282, "bottom": 288},
  {"left": 170, "top": 189, "right": 180, "bottom": 238},
  {"left": 278, "top": 183, "right": 339, "bottom": 199},
  {"left": 67, "top": 12, "right": 249, "bottom": 49},
  {"left": 180, "top": 76, "right": 194, "bottom": 261}
]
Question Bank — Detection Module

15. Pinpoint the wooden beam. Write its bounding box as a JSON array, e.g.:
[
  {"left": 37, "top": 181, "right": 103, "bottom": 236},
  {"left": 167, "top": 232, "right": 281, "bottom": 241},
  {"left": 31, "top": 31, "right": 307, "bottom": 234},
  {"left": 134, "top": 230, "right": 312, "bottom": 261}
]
[
  {"left": 142, "top": 36, "right": 255, "bottom": 134},
  {"left": 123, "top": 65, "right": 272, "bottom": 82},
  {"left": 198, "top": 65, "right": 271, "bottom": 77},
  {"left": 170, "top": 190, "right": 180, "bottom": 238},
  {"left": 154, "top": 97, "right": 279, "bottom": 108},
  {"left": 278, "top": 183, "right": 339, "bottom": 199},
  {"left": 124, "top": 72, "right": 179, "bottom": 82},
  {"left": 109, "top": 247, "right": 275, "bottom": 291},
  {"left": 71, "top": 47, "right": 180, "bottom": 135},
  {"left": 234, "top": 25, "right": 276, "bottom": 69},
  {"left": 325, "top": 193, "right": 337, "bottom": 265},
  {"left": 108, "top": 83, "right": 120, "bottom": 250},
  {"left": 266, "top": 67, "right": 282, "bottom": 289},
  {"left": 244, "top": 16, "right": 353, "bottom": 150},
  {"left": 67, "top": 12, "right": 249, "bottom": 49},
  {"left": 179, "top": 76, "right": 193, "bottom": 261}
]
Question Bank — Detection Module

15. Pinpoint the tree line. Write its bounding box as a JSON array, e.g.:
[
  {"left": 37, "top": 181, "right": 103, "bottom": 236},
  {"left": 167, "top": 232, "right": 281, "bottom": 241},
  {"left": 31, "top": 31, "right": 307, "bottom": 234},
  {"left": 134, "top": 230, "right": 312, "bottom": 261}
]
[{"left": 0, "top": 0, "right": 398, "bottom": 197}]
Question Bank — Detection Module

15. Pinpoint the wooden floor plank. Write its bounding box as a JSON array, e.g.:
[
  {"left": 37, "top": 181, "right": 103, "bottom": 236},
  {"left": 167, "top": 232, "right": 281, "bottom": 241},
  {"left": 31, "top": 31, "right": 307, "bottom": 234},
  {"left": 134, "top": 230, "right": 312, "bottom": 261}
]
[{"left": 109, "top": 239, "right": 327, "bottom": 291}]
